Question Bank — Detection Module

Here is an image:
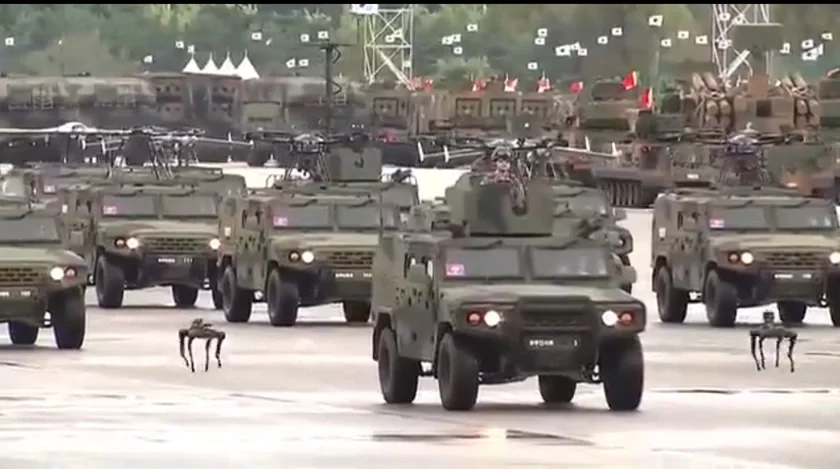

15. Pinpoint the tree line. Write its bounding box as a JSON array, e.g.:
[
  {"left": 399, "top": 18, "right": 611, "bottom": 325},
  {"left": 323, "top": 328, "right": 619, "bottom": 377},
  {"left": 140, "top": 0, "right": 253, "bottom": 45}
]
[{"left": 0, "top": 4, "right": 838, "bottom": 82}]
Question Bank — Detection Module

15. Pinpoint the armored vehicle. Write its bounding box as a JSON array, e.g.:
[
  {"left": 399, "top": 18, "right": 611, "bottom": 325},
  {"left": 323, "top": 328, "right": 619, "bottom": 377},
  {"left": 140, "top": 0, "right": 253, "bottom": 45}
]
[
  {"left": 58, "top": 184, "right": 225, "bottom": 309},
  {"left": 371, "top": 173, "right": 646, "bottom": 411},
  {"left": 0, "top": 202, "right": 87, "bottom": 349},
  {"left": 652, "top": 186, "right": 840, "bottom": 327},
  {"left": 217, "top": 193, "right": 402, "bottom": 326},
  {"left": 368, "top": 86, "right": 437, "bottom": 166}
]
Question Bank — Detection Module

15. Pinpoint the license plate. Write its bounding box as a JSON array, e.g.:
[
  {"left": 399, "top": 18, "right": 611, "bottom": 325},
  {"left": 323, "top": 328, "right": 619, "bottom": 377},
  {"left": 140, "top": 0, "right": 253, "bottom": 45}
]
[
  {"left": 526, "top": 336, "right": 578, "bottom": 350},
  {"left": 157, "top": 256, "right": 193, "bottom": 265},
  {"left": 773, "top": 272, "right": 814, "bottom": 281}
]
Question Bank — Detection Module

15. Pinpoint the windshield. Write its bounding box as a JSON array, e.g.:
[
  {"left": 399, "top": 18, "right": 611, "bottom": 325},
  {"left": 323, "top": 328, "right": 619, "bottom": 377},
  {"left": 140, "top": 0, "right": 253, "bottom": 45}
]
[
  {"left": 162, "top": 195, "right": 218, "bottom": 218},
  {"left": 102, "top": 195, "right": 157, "bottom": 217},
  {"left": 337, "top": 205, "right": 397, "bottom": 229},
  {"left": 0, "top": 217, "right": 60, "bottom": 242},
  {"left": 775, "top": 206, "right": 837, "bottom": 230},
  {"left": 708, "top": 206, "right": 769, "bottom": 230},
  {"left": 272, "top": 205, "right": 332, "bottom": 229},
  {"left": 444, "top": 247, "right": 522, "bottom": 279},
  {"left": 0, "top": 176, "right": 27, "bottom": 197},
  {"left": 530, "top": 247, "right": 610, "bottom": 278}
]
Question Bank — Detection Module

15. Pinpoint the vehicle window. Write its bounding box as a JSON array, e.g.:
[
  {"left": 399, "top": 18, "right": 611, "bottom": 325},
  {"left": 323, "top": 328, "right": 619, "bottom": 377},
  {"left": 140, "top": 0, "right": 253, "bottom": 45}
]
[
  {"left": 162, "top": 195, "right": 218, "bottom": 218},
  {"left": 102, "top": 195, "right": 157, "bottom": 217},
  {"left": 444, "top": 248, "right": 522, "bottom": 278},
  {"left": 708, "top": 206, "right": 768, "bottom": 230},
  {"left": 530, "top": 247, "right": 609, "bottom": 278},
  {"left": 271, "top": 205, "right": 331, "bottom": 228},
  {"left": 775, "top": 206, "right": 837, "bottom": 230},
  {"left": 0, "top": 176, "right": 26, "bottom": 196},
  {"left": 337, "top": 205, "right": 397, "bottom": 229},
  {"left": 0, "top": 217, "right": 60, "bottom": 242}
]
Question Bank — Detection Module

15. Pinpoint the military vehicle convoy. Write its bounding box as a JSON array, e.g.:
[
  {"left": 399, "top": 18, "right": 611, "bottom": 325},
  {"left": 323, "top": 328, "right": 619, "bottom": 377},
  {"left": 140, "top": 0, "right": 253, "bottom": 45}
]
[
  {"left": 216, "top": 192, "right": 402, "bottom": 326},
  {"left": 652, "top": 185, "right": 840, "bottom": 327},
  {"left": 0, "top": 201, "right": 87, "bottom": 349},
  {"left": 371, "top": 173, "right": 646, "bottom": 411},
  {"left": 57, "top": 183, "right": 224, "bottom": 309}
]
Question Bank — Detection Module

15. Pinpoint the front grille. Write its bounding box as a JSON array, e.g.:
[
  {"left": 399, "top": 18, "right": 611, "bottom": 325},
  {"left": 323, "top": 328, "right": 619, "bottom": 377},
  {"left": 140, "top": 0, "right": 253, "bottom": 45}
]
[
  {"left": 762, "top": 251, "right": 826, "bottom": 269},
  {"left": 144, "top": 237, "right": 208, "bottom": 255},
  {"left": 0, "top": 267, "right": 42, "bottom": 285},
  {"left": 520, "top": 297, "right": 596, "bottom": 329},
  {"left": 323, "top": 250, "right": 374, "bottom": 269}
]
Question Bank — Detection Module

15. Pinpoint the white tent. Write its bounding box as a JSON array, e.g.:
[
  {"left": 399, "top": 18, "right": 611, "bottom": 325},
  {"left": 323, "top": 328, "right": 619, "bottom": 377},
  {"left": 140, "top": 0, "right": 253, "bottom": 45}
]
[
  {"left": 200, "top": 53, "right": 220, "bottom": 75},
  {"left": 218, "top": 52, "right": 237, "bottom": 76},
  {"left": 235, "top": 51, "right": 260, "bottom": 80},
  {"left": 182, "top": 53, "right": 201, "bottom": 74}
]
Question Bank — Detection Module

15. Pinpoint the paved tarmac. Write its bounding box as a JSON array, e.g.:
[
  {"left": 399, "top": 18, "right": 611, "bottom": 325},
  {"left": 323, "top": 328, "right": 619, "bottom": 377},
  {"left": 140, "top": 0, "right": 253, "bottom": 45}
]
[{"left": 2, "top": 203, "right": 840, "bottom": 468}]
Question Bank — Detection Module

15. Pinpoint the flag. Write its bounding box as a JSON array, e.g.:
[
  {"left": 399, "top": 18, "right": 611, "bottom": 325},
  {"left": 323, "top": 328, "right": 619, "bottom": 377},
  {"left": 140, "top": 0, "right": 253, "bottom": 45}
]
[
  {"left": 423, "top": 79, "right": 434, "bottom": 91},
  {"left": 639, "top": 88, "right": 653, "bottom": 109},
  {"left": 569, "top": 81, "right": 584, "bottom": 94},
  {"left": 504, "top": 75, "right": 518, "bottom": 92},
  {"left": 472, "top": 78, "right": 487, "bottom": 92},
  {"left": 536, "top": 73, "right": 551, "bottom": 93},
  {"left": 622, "top": 71, "right": 638, "bottom": 90},
  {"left": 350, "top": 4, "right": 379, "bottom": 15}
]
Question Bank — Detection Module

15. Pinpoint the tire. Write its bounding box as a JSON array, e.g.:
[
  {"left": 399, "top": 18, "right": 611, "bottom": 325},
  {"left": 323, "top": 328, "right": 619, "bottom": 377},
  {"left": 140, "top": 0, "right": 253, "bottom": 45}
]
[
  {"left": 343, "top": 301, "right": 371, "bottom": 323},
  {"left": 171, "top": 285, "right": 199, "bottom": 308},
  {"left": 655, "top": 266, "right": 689, "bottom": 324},
  {"left": 377, "top": 327, "right": 420, "bottom": 404},
  {"left": 266, "top": 269, "right": 300, "bottom": 327},
  {"left": 436, "top": 332, "right": 479, "bottom": 411},
  {"left": 537, "top": 375, "right": 577, "bottom": 404},
  {"left": 777, "top": 301, "right": 806, "bottom": 324},
  {"left": 220, "top": 265, "right": 252, "bottom": 323},
  {"left": 246, "top": 146, "right": 269, "bottom": 167},
  {"left": 50, "top": 287, "right": 86, "bottom": 350},
  {"left": 600, "top": 336, "right": 644, "bottom": 411},
  {"left": 95, "top": 255, "right": 125, "bottom": 309},
  {"left": 704, "top": 270, "right": 738, "bottom": 327},
  {"left": 620, "top": 284, "right": 633, "bottom": 294},
  {"left": 8, "top": 322, "right": 39, "bottom": 345},
  {"left": 211, "top": 286, "right": 223, "bottom": 310}
]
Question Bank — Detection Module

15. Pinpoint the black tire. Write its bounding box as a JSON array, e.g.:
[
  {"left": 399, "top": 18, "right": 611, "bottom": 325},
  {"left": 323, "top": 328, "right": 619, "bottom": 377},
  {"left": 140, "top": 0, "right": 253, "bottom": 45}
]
[
  {"left": 655, "top": 266, "right": 689, "bottom": 324},
  {"left": 377, "top": 327, "right": 420, "bottom": 404},
  {"left": 266, "top": 269, "right": 300, "bottom": 327},
  {"left": 8, "top": 322, "right": 39, "bottom": 345},
  {"left": 436, "top": 332, "right": 479, "bottom": 411},
  {"left": 537, "top": 375, "right": 577, "bottom": 404},
  {"left": 211, "top": 286, "right": 223, "bottom": 310},
  {"left": 704, "top": 270, "right": 738, "bottom": 327},
  {"left": 600, "top": 336, "right": 644, "bottom": 411},
  {"left": 171, "top": 285, "right": 199, "bottom": 308},
  {"left": 246, "top": 146, "right": 270, "bottom": 167},
  {"left": 95, "top": 255, "right": 125, "bottom": 309},
  {"left": 220, "top": 265, "right": 252, "bottom": 323},
  {"left": 51, "top": 287, "right": 86, "bottom": 350},
  {"left": 777, "top": 301, "right": 806, "bottom": 324},
  {"left": 343, "top": 301, "right": 371, "bottom": 323}
]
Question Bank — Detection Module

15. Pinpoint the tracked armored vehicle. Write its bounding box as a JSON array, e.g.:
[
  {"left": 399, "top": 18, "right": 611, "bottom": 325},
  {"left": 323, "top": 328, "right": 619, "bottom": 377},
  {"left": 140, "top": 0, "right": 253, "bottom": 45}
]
[
  {"left": 0, "top": 202, "right": 87, "bottom": 348},
  {"left": 652, "top": 185, "right": 840, "bottom": 327},
  {"left": 371, "top": 172, "right": 646, "bottom": 411},
  {"left": 59, "top": 184, "right": 225, "bottom": 309},
  {"left": 217, "top": 192, "right": 402, "bottom": 326}
]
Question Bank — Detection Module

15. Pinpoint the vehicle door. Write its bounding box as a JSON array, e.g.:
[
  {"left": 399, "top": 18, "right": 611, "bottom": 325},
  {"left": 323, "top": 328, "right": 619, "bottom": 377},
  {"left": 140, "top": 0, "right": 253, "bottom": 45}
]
[
  {"left": 671, "top": 202, "right": 701, "bottom": 289},
  {"left": 236, "top": 203, "right": 262, "bottom": 290},
  {"left": 398, "top": 239, "right": 435, "bottom": 360}
]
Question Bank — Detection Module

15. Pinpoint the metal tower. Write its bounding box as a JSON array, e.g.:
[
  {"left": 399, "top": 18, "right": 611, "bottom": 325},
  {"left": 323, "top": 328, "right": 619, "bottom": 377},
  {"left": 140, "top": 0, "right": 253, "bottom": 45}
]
[
  {"left": 356, "top": 4, "right": 415, "bottom": 86},
  {"left": 711, "top": 4, "right": 772, "bottom": 78}
]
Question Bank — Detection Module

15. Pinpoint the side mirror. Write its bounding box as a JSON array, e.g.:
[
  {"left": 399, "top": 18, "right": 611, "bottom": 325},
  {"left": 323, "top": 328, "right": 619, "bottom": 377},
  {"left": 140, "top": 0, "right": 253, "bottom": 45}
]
[
  {"left": 613, "top": 208, "right": 626, "bottom": 220},
  {"left": 407, "top": 264, "right": 429, "bottom": 283}
]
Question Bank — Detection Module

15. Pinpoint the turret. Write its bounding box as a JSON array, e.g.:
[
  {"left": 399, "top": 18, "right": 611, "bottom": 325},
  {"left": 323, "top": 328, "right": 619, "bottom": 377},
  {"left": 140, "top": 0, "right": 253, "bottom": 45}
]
[
  {"left": 575, "top": 79, "right": 635, "bottom": 132},
  {"left": 444, "top": 172, "right": 554, "bottom": 236}
]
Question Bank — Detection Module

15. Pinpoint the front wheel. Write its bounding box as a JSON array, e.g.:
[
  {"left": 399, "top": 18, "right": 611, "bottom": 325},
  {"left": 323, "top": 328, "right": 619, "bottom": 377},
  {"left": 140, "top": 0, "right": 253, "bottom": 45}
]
[
  {"left": 704, "top": 270, "right": 738, "bottom": 327},
  {"left": 538, "top": 376, "right": 577, "bottom": 404},
  {"left": 600, "top": 336, "right": 644, "bottom": 411},
  {"left": 171, "top": 285, "right": 198, "bottom": 308},
  {"left": 50, "top": 287, "right": 86, "bottom": 350},
  {"left": 377, "top": 327, "right": 420, "bottom": 404},
  {"left": 8, "top": 322, "right": 39, "bottom": 345},
  {"left": 777, "top": 301, "right": 806, "bottom": 324},
  {"left": 655, "top": 266, "right": 688, "bottom": 324},
  {"left": 95, "top": 256, "right": 125, "bottom": 309},
  {"left": 436, "top": 332, "right": 479, "bottom": 411},
  {"left": 220, "top": 265, "right": 253, "bottom": 323},
  {"left": 266, "top": 269, "right": 300, "bottom": 327},
  {"left": 343, "top": 301, "right": 371, "bottom": 323}
]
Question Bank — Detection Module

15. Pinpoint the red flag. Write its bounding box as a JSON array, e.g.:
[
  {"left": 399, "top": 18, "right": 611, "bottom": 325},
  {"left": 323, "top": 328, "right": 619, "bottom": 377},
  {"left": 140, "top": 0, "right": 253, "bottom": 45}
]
[
  {"left": 423, "top": 79, "right": 434, "bottom": 91},
  {"left": 472, "top": 78, "right": 487, "bottom": 92},
  {"left": 536, "top": 73, "right": 551, "bottom": 93},
  {"left": 622, "top": 71, "right": 639, "bottom": 90},
  {"left": 503, "top": 75, "right": 518, "bottom": 92},
  {"left": 569, "top": 81, "right": 584, "bottom": 94},
  {"left": 639, "top": 87, "right": 653, "bottom": 109}
]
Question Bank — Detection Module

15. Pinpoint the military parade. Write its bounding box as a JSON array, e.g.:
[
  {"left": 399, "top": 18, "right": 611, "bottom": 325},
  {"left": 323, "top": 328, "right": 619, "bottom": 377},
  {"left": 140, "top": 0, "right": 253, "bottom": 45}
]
[{"left": 2, "top": 4, "right": 840, "bottom": 468}]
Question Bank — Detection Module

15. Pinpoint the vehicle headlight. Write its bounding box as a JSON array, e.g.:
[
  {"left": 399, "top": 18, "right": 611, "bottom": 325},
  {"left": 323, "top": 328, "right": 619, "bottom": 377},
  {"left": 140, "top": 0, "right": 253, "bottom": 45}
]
[
  {"left": 301, "top": 250, "right": 315, "bottom": 263},
  {"left": 125, "top": 237, "right": 140, "bottom": 250},
  {"left": 601, "top": 310, "right": 619, "bottom": 327},
  {"left": 49, "top": 266, "right": 65, "bottom": 281},
  {"left": 483, "top": 310, "right": 502, "bottom": 327},
  {"left": 208, "top": 238, "right": 221, "bottom": 250},
  {"left": 740, "top": 251, "right": 754, "bottom": 265},
  {"left": 830, "top": 252, "right": 840, "bottom": 265}
]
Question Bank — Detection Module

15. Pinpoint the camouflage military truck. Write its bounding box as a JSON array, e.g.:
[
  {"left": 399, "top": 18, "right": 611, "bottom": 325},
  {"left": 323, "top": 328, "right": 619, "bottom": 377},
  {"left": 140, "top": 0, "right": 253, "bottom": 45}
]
[
  {"left": 0, "top": 75, "right": 157, "bottom": 129},
  {"left": 217, "top": 192, "right": 402, "bottom": 326},
  {"left": 0, "top": 202, "right": 87, "bottom": 349},
  {"left": 58, "top": 184, "right": 225, "bottom": 309},
  {"left": 652, "top": 186, "right": 840, "bottom": 327},
  {"left": 371, "top": 174, "right": 646, "bottom": 411}
]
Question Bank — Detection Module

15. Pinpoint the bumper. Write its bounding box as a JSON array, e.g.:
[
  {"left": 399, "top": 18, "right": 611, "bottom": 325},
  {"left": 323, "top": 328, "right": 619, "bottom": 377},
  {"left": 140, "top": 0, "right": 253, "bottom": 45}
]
[
  {"left": 138, "top": 254, "right": 217, "bottom": 288},
  {"left": 302, "top": 267, "right": 372, "bottom": 304},
  {"left": 734, "top": 269, "right": 840, "bottom": 305},
  {"left": 0, "top": 286, "right": 47, "bottom": 324}
]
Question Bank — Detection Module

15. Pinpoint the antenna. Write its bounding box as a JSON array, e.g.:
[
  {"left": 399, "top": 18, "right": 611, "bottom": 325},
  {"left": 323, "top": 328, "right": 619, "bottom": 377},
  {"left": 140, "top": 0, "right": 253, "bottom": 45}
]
[{"left": 308, "top": 40, "right": 354, "bottom": 136}]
